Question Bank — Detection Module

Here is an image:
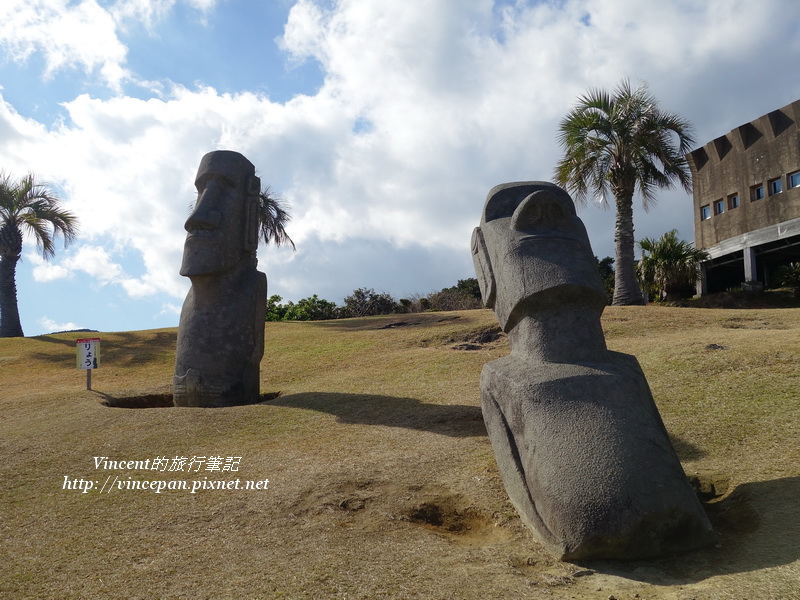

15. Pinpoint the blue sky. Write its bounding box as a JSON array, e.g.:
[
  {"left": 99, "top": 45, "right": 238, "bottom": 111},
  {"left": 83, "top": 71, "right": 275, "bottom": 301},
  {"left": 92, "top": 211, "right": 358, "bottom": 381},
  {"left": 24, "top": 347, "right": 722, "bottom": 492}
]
[{"left": 2, "top": 0, "right": 800, "bottom": 336}]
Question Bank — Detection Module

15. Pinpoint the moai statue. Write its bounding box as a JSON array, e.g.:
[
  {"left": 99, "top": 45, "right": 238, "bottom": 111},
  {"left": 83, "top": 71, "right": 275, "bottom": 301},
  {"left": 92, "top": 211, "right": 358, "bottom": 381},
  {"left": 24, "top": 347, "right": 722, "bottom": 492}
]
[
  {"left": 471, "top": 182, "right": 715, "bottom": 560},
  {"left": 173, "top": 151, "right": 267, "bottom": 407}
]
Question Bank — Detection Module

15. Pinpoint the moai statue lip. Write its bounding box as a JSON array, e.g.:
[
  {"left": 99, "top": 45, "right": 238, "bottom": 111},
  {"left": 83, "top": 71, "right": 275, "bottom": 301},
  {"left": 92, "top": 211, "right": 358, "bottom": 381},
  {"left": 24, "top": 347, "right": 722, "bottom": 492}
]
[
  {"left": 173, "top": 150, "right": 267, "bottom": 408},
  {"left": 473, "top": 181, "right": 716, "bottom": 560}
]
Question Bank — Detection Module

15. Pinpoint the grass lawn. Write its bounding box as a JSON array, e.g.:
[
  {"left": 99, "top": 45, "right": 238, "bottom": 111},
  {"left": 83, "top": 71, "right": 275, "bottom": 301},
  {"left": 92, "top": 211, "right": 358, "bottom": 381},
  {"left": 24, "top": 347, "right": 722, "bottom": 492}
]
[{"left": 1, "top": 306, "right": 798, "bottom": 599}]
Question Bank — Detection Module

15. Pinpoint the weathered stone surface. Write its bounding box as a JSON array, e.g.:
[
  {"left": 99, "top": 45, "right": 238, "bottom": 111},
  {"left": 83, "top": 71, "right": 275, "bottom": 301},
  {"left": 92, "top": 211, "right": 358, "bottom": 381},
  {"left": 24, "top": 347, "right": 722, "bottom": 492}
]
[
  {"left": 173, "top": 151, "right": 266, "bottom": 407},
  {"left": 472, "top": 181, "right": 716, "bottom": 560}
]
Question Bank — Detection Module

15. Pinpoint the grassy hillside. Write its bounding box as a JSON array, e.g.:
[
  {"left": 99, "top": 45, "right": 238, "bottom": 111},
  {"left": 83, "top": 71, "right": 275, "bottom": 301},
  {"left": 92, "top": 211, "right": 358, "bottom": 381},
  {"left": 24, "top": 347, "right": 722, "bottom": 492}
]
[{"left": 1, "top": 306, "right": 798, "bottom": 599}]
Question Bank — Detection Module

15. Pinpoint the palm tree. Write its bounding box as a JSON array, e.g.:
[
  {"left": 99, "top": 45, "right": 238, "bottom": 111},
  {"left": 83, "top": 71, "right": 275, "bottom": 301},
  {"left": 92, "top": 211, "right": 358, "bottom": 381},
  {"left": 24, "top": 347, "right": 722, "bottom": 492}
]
[
  {"left": 0, "top": 173, "right": 78, "bottom": 337},
  {"left": 637, "top": 229, "right": 709, "bottom": 302},
  {"left": 258, "top": 185, "right": 295, "bottom": 250},
  {"left": 555, "top": 79, "right": 695, "bottom": 305}
]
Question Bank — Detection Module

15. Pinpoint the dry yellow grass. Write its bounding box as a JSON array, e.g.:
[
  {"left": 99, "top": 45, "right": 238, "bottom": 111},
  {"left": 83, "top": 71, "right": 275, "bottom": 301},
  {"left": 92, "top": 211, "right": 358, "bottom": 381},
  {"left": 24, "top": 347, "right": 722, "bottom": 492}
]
[{"left": 1, "top": 306, "right": 798, "bottom": 599}]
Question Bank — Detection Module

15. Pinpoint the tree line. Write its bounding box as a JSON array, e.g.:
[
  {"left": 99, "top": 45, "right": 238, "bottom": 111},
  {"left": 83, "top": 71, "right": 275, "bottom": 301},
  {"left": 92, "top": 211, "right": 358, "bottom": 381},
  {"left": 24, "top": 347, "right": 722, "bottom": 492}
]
[{"left": 265, "top": 279, "right": 483, "bottom": 321}]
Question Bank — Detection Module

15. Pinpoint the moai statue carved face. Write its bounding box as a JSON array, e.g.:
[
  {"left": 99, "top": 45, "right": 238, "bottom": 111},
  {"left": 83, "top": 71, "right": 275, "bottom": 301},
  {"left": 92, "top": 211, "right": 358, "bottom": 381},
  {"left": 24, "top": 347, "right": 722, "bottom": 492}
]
[
  {"left": 471, "top": 182, "right": 606, "bottom": 332},
  {"left": 180, "top": 151, "right": 260, "bottom": 278}
]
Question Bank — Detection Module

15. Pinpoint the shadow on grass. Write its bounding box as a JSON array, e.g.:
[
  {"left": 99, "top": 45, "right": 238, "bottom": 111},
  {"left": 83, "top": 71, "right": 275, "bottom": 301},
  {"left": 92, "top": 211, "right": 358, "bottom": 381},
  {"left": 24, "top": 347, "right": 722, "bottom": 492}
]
[
  {"left": 96, "top": 390, "right": 485, "bottom": 437},
  {"left": 30, "top": 331, "right": 177, "bottom": 367},
  {"left": 97, "top": 391, "right": 281, "bottom": 409},
  {"left": 580, "top": 476, "right": 800, "bottom": 584},
  {"left": 266, "top": 392, "right": 486, "bottom": 438},
  {"left": 670, "top": 434, "right": 706, "bottom": 461},
  {"left": 96, "top": 392, "right": 174, "bottom": 408}
]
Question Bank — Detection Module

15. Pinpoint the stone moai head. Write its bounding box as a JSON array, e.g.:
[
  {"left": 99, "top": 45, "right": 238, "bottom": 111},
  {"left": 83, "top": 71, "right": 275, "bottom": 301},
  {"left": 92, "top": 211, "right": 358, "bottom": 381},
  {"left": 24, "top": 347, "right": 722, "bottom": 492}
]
[
  {"left": 471, "top": 182, "right": 607, "bottom": 332},
  {"left": 180, "top": 150, "right": 261, "bottom": 278}
]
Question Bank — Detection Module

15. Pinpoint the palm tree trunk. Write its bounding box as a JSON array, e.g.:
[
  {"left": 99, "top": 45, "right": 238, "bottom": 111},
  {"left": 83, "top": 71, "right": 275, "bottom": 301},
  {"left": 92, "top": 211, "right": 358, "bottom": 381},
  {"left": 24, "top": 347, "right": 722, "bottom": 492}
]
[
  {"left": 612, "top": 194, "right": 645, "bottom": 306},
  {"left": 0, "top": 254, "right": 24, "bottom": 337}
]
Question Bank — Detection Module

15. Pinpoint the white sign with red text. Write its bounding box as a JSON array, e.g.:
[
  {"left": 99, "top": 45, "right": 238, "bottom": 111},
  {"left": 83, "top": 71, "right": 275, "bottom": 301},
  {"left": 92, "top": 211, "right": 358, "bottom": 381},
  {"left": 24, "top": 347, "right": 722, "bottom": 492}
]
[{"left": 76, "top": 338, "right": 101, "bottom": 370}]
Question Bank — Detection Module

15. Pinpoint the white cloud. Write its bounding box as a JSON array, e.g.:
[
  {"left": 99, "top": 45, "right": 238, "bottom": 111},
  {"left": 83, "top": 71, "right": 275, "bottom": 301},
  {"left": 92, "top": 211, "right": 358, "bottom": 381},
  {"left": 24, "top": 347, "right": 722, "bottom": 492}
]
[
  {"left": 4, "top": 0, "right": 800, "bottom": 332},
  {"left": 159, "top": 302, "right": 182, "bottom": 316},
  {"left": 0, "top": 0, "right": 130, "bottom": 90},
  {"left": 110, "top": 0, "right": 178, "bottom": 30},
  {"left": 66, "top": 246, "right": 126, "bottom": 282},
  {"left": 0, "top": 96, "right": 56, "bottom": 174},
  {"left": 38, "top": 316, "right": 82, "bottom": 332},
  {"left": 110, "top": 0, "right": 221, "bottom": 31},
  {"left": 277, "top": 0, "right": 800, "bottom": 257},
  {"left": 29, "top": 243, "right": 170, "bottom": 299},
  {"left": 30, "top": 258, "right": 73, "bottom": 282},
  {"left": 0, "top": 0, "right": 222, "bottom": 91}
]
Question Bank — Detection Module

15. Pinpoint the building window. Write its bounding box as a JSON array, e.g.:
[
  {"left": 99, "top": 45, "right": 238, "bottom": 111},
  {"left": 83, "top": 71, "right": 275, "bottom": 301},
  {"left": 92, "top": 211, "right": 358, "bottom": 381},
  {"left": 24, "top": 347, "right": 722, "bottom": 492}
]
[
  {"left": 751, "top": 184, "right": 764, "bottom": 201},
  {"left": 768, "top": 177, "right": 783, "bottom": 195},
  {"left": 701, "top": 204, "right": 711, "bottom": 220},
  {"left": 728, "top": 193, "right": 740, "bottom": 209},
  {"left": 714, "top": 199, "right": 725, "bottom": 215},
  {"left": 789, "top": 171, "right": 800, "bottom": 189}
]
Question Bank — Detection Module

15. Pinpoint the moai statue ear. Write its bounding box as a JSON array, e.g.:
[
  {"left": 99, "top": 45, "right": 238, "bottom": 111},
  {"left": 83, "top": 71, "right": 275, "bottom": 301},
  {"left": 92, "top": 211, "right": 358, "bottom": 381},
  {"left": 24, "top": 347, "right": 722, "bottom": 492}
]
[
  {"left": 245, "top": 175, "right": 261, "bottom": 253},
  {"left": 471, "top": 227, "right": 496, "bottom": 308}
]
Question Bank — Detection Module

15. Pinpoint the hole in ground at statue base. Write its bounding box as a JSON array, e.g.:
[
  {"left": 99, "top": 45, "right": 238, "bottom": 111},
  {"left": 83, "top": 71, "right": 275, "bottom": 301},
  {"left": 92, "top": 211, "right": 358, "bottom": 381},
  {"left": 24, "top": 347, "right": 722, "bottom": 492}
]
[
  {"left": 404, "top": 496, "right": 513, "bottom": 546},
  {"left": 688, "top": 471, "right": 730, "bottom": 502},
  {"left": 101, "top": 391, "right": 281, "bottom": 409},
  {"left": 689, "top": 471, "right": 761, "bottom": 537}
]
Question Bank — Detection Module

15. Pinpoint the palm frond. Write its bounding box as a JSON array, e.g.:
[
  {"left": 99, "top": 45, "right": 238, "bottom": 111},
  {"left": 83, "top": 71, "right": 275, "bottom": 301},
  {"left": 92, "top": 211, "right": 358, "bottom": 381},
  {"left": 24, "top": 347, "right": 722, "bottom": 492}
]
[
  {"left": 0, "top": 172, "right": 78, "bottom": 259},
  {"left": 258, "top": 186, "right": 295, "bottom": 250}
]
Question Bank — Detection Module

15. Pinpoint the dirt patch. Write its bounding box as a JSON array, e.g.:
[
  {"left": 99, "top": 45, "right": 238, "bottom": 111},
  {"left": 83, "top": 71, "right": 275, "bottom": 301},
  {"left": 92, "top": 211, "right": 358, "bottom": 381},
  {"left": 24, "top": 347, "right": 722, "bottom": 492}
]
[
  {"left": 287, "top": 478, "right": 379, "bottom": 518},
  {"left": 449, "top": 325, "right": 505, "bottom": 350},
  {"left": 722, "top": 317, "right": 776, "bottom": 329},
  {"left": 284, "top": 479, "right": 515, "bottom": 549},
  {"left": 372, "top": 314, "right": 462, "bottom": 330},
  {"left": 704, "top": 343, "right": 726, "bottom": 351},
  {"left": 403, "top": 493, "right": 513, "bottom": 546},
  {"left": 436, "top": 315, "right": 462, "bottom": 322},
  {"left": 380, "top": 321, "right": 421, "bottom": 329}
]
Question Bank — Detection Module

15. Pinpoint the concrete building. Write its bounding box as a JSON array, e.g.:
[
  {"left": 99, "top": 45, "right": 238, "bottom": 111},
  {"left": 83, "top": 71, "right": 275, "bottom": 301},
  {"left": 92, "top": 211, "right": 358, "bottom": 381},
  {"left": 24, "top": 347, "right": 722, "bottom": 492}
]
[{"left": 687, "top": 99, "right": 800, "bottom": 294}]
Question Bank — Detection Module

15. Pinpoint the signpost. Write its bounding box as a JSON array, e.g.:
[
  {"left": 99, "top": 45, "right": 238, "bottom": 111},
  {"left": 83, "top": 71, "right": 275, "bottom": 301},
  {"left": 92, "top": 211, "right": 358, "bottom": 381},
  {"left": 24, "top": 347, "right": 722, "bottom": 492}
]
[{"left": 76, "top": 338, "right": 100, "bottom": 390}]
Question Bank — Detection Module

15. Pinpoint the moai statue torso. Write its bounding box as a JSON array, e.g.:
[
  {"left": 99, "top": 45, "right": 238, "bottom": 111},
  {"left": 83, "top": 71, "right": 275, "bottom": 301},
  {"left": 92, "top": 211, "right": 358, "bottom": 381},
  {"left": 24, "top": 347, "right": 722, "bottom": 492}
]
[
  {"left": 472, "top": 182, "right": 715, "bottom": 560},
  {"left": 173, "top": 151, "right": 267, "bottom": 407}
]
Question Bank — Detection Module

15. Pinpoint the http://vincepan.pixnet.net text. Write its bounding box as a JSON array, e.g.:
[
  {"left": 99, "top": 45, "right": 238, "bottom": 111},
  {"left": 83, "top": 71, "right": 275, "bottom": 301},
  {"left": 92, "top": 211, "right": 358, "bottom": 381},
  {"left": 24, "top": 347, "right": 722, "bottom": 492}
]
[{"left": 62, "top": 455, "right": 269, "bottom": 494}]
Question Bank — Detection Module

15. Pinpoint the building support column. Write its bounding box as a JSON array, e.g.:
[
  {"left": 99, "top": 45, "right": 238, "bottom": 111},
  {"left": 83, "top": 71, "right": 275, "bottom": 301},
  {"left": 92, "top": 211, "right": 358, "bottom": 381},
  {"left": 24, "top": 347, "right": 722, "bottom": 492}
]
[
  {"left": 742, "top": 246, "right": 762, "bottom": 291},
  {"left": 743, "top": 246, "right": 757, "bottom": 282},
  {"left": 697, "top": 262, "right": 708, "bottom": 296}
]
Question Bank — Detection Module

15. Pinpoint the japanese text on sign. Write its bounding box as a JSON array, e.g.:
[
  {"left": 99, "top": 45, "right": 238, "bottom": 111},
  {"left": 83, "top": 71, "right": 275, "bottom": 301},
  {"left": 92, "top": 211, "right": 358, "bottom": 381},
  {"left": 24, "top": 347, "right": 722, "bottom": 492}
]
[{"left": 76, "top": 338, "right": 100, "bottom": 370}]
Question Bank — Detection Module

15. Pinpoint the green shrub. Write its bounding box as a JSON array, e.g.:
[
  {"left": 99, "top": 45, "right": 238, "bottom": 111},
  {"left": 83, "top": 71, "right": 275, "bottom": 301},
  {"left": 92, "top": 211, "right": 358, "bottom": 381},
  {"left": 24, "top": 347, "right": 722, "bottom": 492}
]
[
  {"left": 776, "top": 262, "right": 800, "bottom": 298},
  {"left": 283, "top": 295, "right": 340, "bottom": 321},
  {"left": 341, "top": 288, "right": 397, "bottom": 317}
]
